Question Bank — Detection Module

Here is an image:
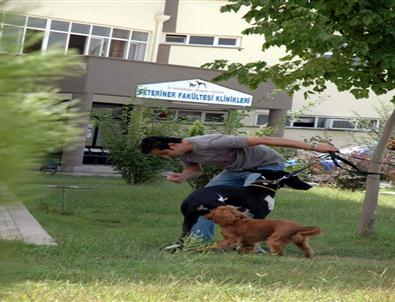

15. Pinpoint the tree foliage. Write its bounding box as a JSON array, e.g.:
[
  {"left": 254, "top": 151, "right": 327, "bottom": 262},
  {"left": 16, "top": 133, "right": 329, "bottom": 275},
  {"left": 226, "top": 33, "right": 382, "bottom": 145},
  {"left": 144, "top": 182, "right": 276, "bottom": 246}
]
[
  {"left": 96, "top": 106, "right": 170, "bottom": 184},
  {"left": 204, "top": 0, "right": 395, "bottom": 237},
  {"left": 0, "top": 17, "right": 82, "bottom": 189},
  {"left": 204, "top": 0, "right": 395, "bottom": 101}
]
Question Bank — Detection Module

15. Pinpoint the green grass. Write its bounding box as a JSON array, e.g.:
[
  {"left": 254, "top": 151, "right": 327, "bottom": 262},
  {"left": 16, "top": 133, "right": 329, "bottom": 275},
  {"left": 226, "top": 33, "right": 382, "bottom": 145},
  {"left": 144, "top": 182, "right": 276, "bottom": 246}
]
[{"left": 1, "top": 175, "right": 395, "bottom": 301}]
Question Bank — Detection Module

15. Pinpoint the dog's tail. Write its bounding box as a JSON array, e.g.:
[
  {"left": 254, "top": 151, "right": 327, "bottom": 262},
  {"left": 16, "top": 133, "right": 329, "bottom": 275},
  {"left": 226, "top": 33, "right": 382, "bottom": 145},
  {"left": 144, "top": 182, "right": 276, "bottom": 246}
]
[{"left": 291, "top": 226, "right": 321, "bottom": 242}]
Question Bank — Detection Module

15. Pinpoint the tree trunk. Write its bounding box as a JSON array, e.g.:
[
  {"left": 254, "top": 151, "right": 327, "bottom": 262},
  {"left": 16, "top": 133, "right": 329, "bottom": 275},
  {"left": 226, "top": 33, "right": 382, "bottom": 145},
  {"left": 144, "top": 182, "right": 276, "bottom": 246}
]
[{"left": 358, "top": 109, "right": 395, "bottom": 236}]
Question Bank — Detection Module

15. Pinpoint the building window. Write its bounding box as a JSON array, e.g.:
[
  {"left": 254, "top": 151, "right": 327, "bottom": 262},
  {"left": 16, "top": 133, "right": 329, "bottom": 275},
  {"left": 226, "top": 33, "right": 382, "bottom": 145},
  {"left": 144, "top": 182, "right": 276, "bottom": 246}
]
[
  {"left": 2, "top": 25, "right": 24, "bottom": 51},
  {"left": 256, "top": 114, "right": 269, "bottom": 126},
  {"left": 88, "top": 37, "right": 109, "bottom": 56},
  {"left": 177, "top": 111, "right": 202, "bottom": 123},
  {"left": 129, "top": 31, "right": 148, "bottom": 60},
  {"left": 0, "top": 12, "right": 149, "bottom": 61},
  {"left": 27, "top": 16, "right": 47, "bottom": 29},
  {"left": 109, "top": 39, "right": 127, "bottom": 58},
  {"left": 317, "top": 117, "right": 328, "bottom": 128},
  {"left": 189, "top": 35, "right": 214, "bottom": 45},
  {"left": 132, "top": 31, "right": 148, "bottom": 42},
  {"left": 218, "top": 37, "right": 237, "bottom": 46},
  {"left": 291, "top": 116, "right": 316, "bottom": 128},
  {"left": 151, "top": 109, "right": 227, "bottom": 124},
  {"left": 331, "top": 119, "right": 355, "bottom": 129},
  {"left": 108, "top": 28, "right": 130, "bottom": 59},
  {"left": 92, "top": 25, "right": 110, "bottom": 37},
  {"left": 47, "top": 31, "right": 67, "bottom": 51},
  {"left": 50, "top": 20, "right": 70, "bottom": 32},
  {"left": 151, "top": 108, "right": 176, "bottom": 121},
  {"left": 165, "top": 34, "right": 187, "bottom": 43},
  {"left": 23, "top": 28, "right": 44, "bottom": 53},
  {"left": 3, "top": 13, "right": 26, "bottom": 26},
  {"left": 365, "top": 119, "right": 379, "bottom": 129},
  {"left": 165, "top": 33, "right": 240, "bottom": 48},
  {"left": 68, "top": 34, "right": 87, "bottom": 54},
  {"left": 204, "top": 112, "right": 226, "bottom": 123},
  {"left": 128, "top": 41, "right": 146, "bottom": 60},
  {"left": 288, "top": 116, "right": 379, "bottom": 131},
  {"left": 71, "top": 22, "right": 90, "bottom": 35},
  {"left": 112, "top": 28, "right": 129, "bottom": 39},
  {"left": 317, "top": 118, "right": 355, "bottom": 129}
]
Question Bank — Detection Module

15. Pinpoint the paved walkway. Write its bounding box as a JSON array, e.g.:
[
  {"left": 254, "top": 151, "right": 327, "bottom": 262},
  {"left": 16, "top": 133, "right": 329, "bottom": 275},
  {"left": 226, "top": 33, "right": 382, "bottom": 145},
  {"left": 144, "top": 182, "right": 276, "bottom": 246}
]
[{"left": 0, "top": 184, "right": 56, "bottom": 246}]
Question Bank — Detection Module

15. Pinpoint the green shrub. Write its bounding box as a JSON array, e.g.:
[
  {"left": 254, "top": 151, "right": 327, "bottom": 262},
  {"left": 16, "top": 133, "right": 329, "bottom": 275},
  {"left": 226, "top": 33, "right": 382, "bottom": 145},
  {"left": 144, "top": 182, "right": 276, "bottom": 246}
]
[
  {"left": 0, "top": 26, "right": 82, "bottom": 187},
  {"left": 333, "top": 173, "right": 367, "bottom": 191},
  {"left": 96, "top": 106, "right": 169, "bottom": 184}
]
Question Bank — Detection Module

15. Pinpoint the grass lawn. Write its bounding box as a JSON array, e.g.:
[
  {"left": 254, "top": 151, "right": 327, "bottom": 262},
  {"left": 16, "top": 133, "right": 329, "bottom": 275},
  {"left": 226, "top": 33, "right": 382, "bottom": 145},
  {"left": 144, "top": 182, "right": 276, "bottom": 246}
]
[{"left": 1, "top": 175, "right": 395, "bottom": 301}]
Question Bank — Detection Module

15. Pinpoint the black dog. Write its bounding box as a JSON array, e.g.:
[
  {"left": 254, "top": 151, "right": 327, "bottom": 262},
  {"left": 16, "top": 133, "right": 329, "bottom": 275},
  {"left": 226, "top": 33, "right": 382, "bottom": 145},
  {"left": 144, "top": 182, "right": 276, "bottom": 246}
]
[{"left": 175, "top": 170, "right": 311, "bottom": 246}]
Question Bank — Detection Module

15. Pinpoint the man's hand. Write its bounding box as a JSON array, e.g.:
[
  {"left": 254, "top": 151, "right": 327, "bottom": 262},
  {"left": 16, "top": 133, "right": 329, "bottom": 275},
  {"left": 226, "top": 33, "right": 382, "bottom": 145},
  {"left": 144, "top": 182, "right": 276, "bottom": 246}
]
[
  {"left": 166, "top": 164, "right": 203, "bottom": 183},
  {"left": 166, "top": 173, "right": 187, "bottom": 183}
]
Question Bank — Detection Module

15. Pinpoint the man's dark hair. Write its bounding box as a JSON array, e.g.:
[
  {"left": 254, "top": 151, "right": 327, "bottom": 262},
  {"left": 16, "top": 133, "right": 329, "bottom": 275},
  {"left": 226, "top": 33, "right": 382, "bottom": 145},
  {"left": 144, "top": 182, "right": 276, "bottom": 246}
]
[{"left": 140, "top": 136, "right": 182, "bottom": 154}]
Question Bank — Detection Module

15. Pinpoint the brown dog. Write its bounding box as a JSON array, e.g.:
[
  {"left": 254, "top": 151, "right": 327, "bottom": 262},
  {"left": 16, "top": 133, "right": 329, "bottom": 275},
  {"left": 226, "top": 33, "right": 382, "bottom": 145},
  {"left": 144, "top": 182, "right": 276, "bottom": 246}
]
[{"left": 204, "top": 205, "right": 321, "bottom": 258}]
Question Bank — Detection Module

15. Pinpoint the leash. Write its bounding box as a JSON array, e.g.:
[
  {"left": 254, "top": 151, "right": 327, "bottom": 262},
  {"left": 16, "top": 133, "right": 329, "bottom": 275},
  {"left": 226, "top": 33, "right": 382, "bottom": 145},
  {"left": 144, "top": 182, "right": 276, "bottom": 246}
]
[
  {"left": 328, "top": 151, "right": 384, "bottom": 176},
  {"left": 246, "top": 150, "right": 389, "bottom": 184},
  {"left": 249, "top": 183, "right": 278, "bottom": 192},
  {"left": 245, "top": 153, "right": 331, "bottom": 185},
  {"left": 288, "top": 153, "right": 331, "bottom": 178},
  {"left": 336, "top": 152, "right": 395, "bottom": 168}
]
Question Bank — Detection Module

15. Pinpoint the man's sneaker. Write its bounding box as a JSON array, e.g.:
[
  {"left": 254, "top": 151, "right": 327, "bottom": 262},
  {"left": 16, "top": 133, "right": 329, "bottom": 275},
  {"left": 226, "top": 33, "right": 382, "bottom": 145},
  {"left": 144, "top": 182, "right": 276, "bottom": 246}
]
[
  {"left": 163, "top": 243, "right": 183, "bottom": 253},
  {"left": 253, "top": 245, "right": 267, "bottom": 254}
]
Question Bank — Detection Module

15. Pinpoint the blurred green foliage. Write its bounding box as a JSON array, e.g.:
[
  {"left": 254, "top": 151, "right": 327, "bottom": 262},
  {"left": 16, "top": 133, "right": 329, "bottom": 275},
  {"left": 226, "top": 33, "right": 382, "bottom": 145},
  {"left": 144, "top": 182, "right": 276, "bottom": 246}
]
[{"left": 0, "top": 16, "right": 83, "bottom": 190}]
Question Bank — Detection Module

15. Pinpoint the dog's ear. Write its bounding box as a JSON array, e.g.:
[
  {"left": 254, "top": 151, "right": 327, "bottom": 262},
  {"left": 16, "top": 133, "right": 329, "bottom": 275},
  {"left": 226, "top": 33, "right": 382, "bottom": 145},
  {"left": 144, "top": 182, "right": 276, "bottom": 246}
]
[
  {"left": 222, "top": 206, "right": 248, "bottom": 223},
  {"left": 281, "top": 176, "right": 312, "bottom": 190},
  {"left": 207, "top": 206, "right": 245, "bottom": 225},
  {"left": 236, "top": 207, "right": 253, "bottom": 218}
]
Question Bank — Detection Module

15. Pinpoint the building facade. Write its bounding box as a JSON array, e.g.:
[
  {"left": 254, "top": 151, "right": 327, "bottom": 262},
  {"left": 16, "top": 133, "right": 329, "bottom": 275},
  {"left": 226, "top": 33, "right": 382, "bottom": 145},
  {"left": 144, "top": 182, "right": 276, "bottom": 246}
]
[{"left": 2, "top": 0, "right": 393, "bottom": 173}]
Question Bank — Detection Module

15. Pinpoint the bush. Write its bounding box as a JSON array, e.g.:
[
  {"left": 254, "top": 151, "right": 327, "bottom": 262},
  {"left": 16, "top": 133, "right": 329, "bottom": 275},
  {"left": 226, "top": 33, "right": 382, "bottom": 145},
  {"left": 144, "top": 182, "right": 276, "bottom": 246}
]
[
  {"left": 96, "top": 106, "right": 170, "bottom": 184},
  {"left": 0, "top": 25, "right": 82, "bottom": 187},
  {"left": 333, "top": 173, "right": 367, "bottom": 191}
]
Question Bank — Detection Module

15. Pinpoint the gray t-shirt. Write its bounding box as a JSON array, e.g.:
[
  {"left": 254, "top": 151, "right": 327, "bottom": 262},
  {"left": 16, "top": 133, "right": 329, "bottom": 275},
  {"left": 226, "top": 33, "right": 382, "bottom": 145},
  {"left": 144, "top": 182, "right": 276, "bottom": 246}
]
[{"left": 178, "top": 134, "right": 284, "bottom": 171}]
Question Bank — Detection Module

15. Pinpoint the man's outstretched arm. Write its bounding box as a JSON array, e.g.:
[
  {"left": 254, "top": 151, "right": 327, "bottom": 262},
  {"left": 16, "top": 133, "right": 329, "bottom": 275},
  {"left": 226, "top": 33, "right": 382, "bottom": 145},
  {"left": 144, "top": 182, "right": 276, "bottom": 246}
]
[{"left": 247, "top": 136, "right": 337, "bottom": 153}]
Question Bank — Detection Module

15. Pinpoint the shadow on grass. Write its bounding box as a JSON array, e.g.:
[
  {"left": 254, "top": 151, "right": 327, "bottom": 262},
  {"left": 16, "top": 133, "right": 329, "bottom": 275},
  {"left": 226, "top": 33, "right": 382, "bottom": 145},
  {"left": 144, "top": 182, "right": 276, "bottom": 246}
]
[{"left": 1, "top": 179, "right": 395, "bottom": 297}]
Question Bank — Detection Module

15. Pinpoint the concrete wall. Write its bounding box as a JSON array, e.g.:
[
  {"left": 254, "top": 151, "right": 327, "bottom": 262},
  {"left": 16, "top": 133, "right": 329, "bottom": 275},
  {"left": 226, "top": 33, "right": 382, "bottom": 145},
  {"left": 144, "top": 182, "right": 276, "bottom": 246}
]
[{"left": 167, "top": 0, "right": 285, "bottom": 67}]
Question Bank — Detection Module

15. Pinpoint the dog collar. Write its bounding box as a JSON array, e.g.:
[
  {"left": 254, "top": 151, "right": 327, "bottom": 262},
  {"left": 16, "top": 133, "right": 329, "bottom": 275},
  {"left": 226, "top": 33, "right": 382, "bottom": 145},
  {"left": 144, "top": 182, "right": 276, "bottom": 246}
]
[{"left": 249, "top": 184, "right": 278, "bottom": 193}]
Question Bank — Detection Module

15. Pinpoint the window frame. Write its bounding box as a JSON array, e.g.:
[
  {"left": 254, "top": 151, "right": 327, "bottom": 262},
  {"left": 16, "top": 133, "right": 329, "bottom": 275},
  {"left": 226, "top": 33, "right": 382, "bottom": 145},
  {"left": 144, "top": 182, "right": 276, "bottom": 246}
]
[
  {"left": 329, "top": 118, "right": 356, "bottom": 130},
  {"left": 285, "top": 116, "right": 317, "bottom": 128},
  {"left": 176, "top": 110, "right": 203, "bottom": 123},
  {"left": 202, "top": 111, "right": 227, "bottom": 124},
  {"left": 165, "top": 34, "right": 187, "bottom": 44},
  {"left": 164, "top": 33, "right": 241, "bottom": 48},
  {"left": 255, "top": 111, "right": 270, "bottom": 126},
  {"left": 0, "top": 12, "right": 150, "bottom": 61},
  {"left": 285, "top": 115, "right": 380, "bottom": 131},
  {"left": 150, "top": 108, "right": 228, "bottom": 125}
]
